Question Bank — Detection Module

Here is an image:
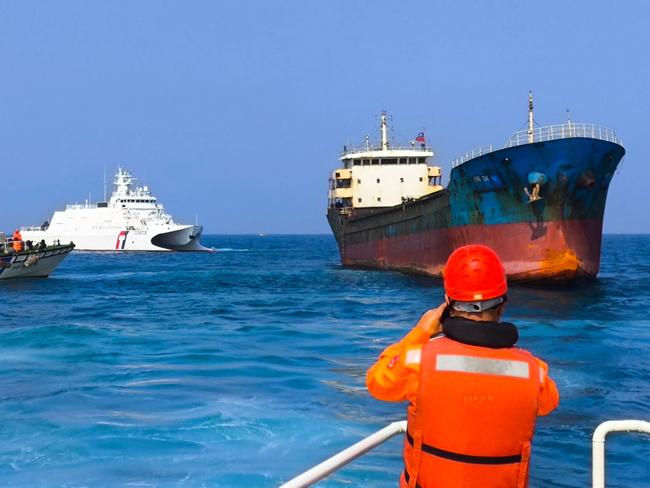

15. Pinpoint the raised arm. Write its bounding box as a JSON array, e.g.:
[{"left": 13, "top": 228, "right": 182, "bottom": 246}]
[
  {"left": 366, "top": 304, "right": 445, "bottom": 402},
  {"left": 535, "top": 358, "right": 560, "bottom": 416}
]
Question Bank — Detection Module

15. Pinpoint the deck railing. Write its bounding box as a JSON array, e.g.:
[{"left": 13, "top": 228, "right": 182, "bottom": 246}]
[
  {"left": 450, "top": 122, "right": 622, "bottom": 168},
  {"left": 279, "top": 420, "right": 407, "bottom": 488},
  {"left": 452, "top": 144, "right": 493, "bottom": 168},
  {"left": 506, "top": 123, "right": 622, "bottom": 148},
  {"left": 341, "top": 145, "right": 432, "bottom": 157},
  {"left": 279, "top": 419, "right": 649, "bottom": 487},
  {"left": 20, "top": 226, "right": 48, "bottom": 232},
  {"left": 592, "top": 419, "right": 650, "bottom": 488}
]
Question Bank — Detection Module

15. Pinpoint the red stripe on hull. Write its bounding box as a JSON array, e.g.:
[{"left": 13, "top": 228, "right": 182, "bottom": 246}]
[{"left": 342, "top": 219, "right": 603, "bottom": 282}]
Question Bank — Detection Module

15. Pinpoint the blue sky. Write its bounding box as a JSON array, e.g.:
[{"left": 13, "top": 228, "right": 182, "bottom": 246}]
[{"left": 1, "top": 1, "right": 648, "bottom": 234}]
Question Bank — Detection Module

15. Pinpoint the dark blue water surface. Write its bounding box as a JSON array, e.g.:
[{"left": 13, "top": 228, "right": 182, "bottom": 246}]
[{"left": 1, "top": 235, "right": 649, "bottom": 487}]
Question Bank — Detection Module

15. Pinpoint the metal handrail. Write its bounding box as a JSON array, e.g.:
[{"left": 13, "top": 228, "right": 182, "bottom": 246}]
[
  {"left": 452, "top": 144, "right": 493, "bottom": 167},
  {"left": 449, "top": 122, "right": 622, "bottom": 169},
  {"left": 341, "top": 146, "right": 432, "bottom": 157},
  {"left": 592, "top": 419, "right": 650, "bottom": 488},
  {"left": 20, "top": 226, "right": 48, "bottom": 232},
  {"left": 279, "top": 420, "right": 407, "bottom": 488},
  {"left": 507, "top": 123, "right": 622, "bottom": 148},
  {"left": 280, "top": 418, "right": 650, "bottom": 487}
]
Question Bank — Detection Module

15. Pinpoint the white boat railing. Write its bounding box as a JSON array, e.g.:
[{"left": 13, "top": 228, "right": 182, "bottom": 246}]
[
  {"left": 20, "top": 226, "right": 48, "bottom": 232},
  {"left": 279, "top": 420, "right": 407, "bottom": 488},
  {"left": 592, "top": 419, "right": 650, "bottom": 488},
  {"left": 449, "top": 122, "right": 622, "bottom": 168},
  {"left": 506, "top": 123, "right": 622, "bottom": 148},
  {"left": 452, "top": 144, "right": 493, "bottom": 168},
  {"left": 279, "top": 419, "right": 649, "bottom": 487},
  {"left": 341, "top": 145, "right": 432, "bottom": 157}
]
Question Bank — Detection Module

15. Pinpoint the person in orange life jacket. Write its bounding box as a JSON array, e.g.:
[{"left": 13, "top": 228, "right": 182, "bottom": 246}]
[
  {"left": 12, "top": 229, "right": 23, "bottom": 252},
  {"left": 366, "top": 244, "right": 559, "bottom": 488}
]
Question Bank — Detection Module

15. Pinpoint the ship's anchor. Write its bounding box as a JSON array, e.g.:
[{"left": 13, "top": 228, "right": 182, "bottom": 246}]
[{"left": 524, "top": 171, "right": 547, "bottom": 203}]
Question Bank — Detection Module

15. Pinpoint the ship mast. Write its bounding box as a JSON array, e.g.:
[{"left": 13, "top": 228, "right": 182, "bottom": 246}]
[
  {"left": 527, "top": 91, "right": 534, "bottom": 144},
  {"left": 380, "top": 113, "right": 389, "bottom": 150}
]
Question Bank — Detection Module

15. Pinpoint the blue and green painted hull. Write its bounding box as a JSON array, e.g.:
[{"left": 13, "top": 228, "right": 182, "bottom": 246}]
[{"left": 327, "top": 137, "right": 625, "bottom": 282}]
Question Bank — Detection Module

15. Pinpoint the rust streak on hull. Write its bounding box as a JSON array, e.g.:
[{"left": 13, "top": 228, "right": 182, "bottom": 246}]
[{"left": 338, "top": 219, "right": 603, "bottom": 282}]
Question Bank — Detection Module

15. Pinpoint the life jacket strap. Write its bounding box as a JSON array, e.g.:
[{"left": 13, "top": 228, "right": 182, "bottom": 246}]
[
  {"left": 407, "top": 429, "right": 423, "bottom": 488},
  {"left": 403, "top": 467, "right": 422, "bottom": 488},
  {"left": 406, "top": 431, "right": 522, "bottom": 465},
  {"left": 516, "top": 441, "right": 531, "bottom": 488}
]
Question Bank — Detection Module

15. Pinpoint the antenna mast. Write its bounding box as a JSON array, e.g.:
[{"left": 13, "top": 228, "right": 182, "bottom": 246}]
[
  {"left": 527, "top": 91, "right": 535, "bottom": 144},
  {"left": 380, "top": 112, "right": 389, "bottom": 150}
]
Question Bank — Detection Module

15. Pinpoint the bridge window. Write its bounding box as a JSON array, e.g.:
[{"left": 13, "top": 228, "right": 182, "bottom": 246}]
[
  {"left": 362, "top": 159, "right": 370, "bottom": 165},
  {"left": 399, "top": 158, "right": 407, "bottom": 164},
  {"left": 371, "top": 159, "right": 379, "bottom": 165},
  {"left": 336, "top": 178, "right": 351, "bottom": 189},
  {"left": 383, "top": 158, "right": 397, "bottom": 165},
  {"left": 353, "top": 159, "right": 361, "bottom": 166}
]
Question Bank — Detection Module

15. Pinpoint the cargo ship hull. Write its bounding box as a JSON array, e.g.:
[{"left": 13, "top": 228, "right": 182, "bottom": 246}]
[{"left": 328, "top": 137, "right": 625, "bottom": 282}]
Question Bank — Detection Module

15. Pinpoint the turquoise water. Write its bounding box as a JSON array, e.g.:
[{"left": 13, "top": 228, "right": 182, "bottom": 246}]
[{"left": 1, "top": 235, "right": 649, "bottom": 487}]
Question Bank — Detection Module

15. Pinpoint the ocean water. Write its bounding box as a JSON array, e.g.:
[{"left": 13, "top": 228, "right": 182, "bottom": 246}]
[{"left": 1, "top": 234, "right": 649, "bottom": 488}]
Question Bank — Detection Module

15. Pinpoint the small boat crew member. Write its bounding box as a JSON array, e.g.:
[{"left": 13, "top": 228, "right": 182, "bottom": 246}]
[{"left": 12, "top": 229, "right": 23, "bottom": 252}]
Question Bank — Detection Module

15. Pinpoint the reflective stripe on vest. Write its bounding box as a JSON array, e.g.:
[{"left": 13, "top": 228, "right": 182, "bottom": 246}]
[
  {"left": 436, "top": 354, "right": 530, "bottom": 379},
  {"left": 405, "top": 348, "right": 421, "bottom": 365},
  {"left": 406, "top": 431, "right": 522, "bottom": 465}
]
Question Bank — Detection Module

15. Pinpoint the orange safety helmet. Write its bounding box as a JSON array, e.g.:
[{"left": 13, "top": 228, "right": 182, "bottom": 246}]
[{"left": 443, "top": 244, "right": 507, "bottom": 302}]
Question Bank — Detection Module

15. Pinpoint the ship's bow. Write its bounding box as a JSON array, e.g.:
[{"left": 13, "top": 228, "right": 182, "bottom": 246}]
[
  {"left": 449, "top": 135, "right": 625, "bottom": 281},
  {"left": 151, "top": 225, "right": 211, "bottom": 251}
]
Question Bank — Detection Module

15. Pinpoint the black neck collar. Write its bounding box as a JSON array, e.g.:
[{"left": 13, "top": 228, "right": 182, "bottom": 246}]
[{"left": 442, "top": 317, "right": 519, "bottom": 348}]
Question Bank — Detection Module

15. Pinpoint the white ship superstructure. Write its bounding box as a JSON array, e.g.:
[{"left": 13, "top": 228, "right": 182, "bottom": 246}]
[
  {"left": 22, "top": 168, "right": 209, "bottom": 251},
  {"left": 328, "top": 113, "right": 443, "bottom": 212}
]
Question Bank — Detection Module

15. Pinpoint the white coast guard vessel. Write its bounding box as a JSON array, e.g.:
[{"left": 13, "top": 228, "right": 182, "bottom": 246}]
[{"left": 21, "top": 168, "right": 209, "bottom": 252}]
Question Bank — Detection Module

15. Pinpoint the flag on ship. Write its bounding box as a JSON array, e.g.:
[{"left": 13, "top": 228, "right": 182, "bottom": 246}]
[{"left": 415, "top": 132, "right": 425, "bottom": 143}]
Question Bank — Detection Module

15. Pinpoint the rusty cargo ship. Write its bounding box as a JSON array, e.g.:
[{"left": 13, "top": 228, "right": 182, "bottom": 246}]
[{"left": 327, "top": 94, "right": 625, "bottom": 282}]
